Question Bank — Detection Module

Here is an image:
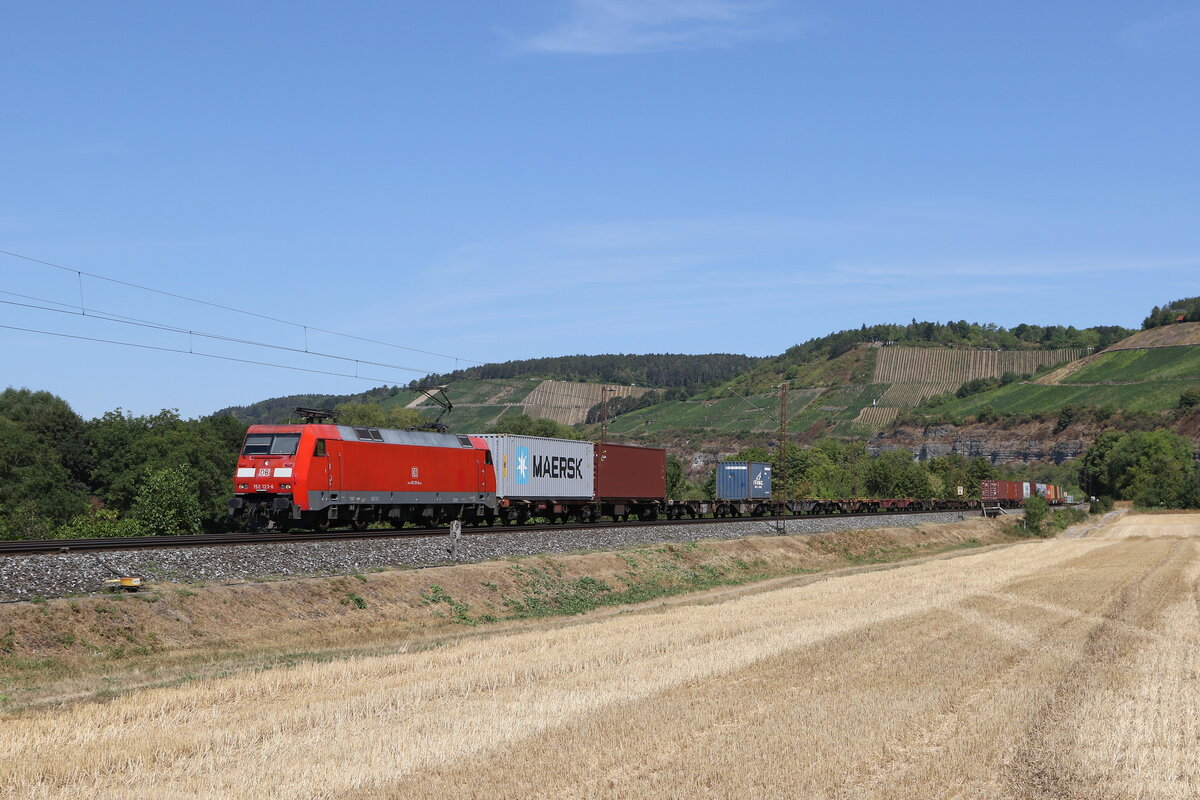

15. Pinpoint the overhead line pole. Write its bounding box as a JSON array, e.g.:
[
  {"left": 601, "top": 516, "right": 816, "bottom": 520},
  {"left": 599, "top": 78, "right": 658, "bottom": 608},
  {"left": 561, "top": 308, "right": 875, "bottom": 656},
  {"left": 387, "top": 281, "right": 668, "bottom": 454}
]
[{"left": 778, "top": 381, "right": 788, "bottom": 503}]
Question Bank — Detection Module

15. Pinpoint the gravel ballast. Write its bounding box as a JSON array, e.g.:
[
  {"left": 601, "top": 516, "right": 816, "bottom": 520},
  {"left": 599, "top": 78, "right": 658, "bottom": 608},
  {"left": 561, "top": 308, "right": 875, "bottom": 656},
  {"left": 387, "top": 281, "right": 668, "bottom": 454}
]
[{"left": 0, "top": 511, "right": 991, "bottom": 602}]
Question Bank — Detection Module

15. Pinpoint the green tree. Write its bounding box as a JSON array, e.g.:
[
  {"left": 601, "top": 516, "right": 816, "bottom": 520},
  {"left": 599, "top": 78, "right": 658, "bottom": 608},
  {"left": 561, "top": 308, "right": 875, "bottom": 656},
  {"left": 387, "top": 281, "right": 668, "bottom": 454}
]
[
  {"left": 1023, "top": 494, "right": 1050, "bottom": 535},
  {"left": 487, "top": 413, "right": 586, "bottom": 440},
  {"left": 0, "top": 388, "right": 92, "bottom": 486},
  {"left": 0, "top": 417, "right": 89, "bottom": 539},
  {"left": 1178, "top": 387, "right": 1200, "bottom": 410},
  {"left": 131, "top": 465, "right": 202, "bottom": 535},
  {"left": 88, "top": 409, "right": 238, "bottom": 529},
  {"left": 1078, "top": 430, "right": 1123, "bottom": 499},
  {"left": 665, "top": 455, "right": 687, "bottom": 498},
  {"left": 1107, "top": 430, "right": 1197, "bottom": 508},
  {"left": 333, "top": 401, "right": 430, "bottom": 429}
]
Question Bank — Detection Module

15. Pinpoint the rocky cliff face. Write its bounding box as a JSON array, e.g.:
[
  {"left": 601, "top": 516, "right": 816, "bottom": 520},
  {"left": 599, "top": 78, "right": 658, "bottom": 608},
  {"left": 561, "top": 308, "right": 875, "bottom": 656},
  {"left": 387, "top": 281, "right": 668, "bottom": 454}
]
[{"left": 870, "top": 421, "right": 1092, "bottom": 464}]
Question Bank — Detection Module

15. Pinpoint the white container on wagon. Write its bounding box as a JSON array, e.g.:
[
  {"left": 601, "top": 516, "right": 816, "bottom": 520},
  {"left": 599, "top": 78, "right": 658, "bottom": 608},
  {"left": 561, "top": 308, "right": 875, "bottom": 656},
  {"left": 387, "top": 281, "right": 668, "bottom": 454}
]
[{"left": 477, "top": 434, "right": 595, "bottom": 499}]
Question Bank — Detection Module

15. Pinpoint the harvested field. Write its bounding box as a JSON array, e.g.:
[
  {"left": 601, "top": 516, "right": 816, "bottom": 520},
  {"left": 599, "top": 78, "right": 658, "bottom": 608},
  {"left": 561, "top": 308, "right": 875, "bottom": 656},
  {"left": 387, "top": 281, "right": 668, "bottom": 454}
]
[
  {"left": 874, "top": 347, "right": 1083, "bottom": 384},
  {"left": 3, "top": 514, "right": 1198, "bottom": 799}
]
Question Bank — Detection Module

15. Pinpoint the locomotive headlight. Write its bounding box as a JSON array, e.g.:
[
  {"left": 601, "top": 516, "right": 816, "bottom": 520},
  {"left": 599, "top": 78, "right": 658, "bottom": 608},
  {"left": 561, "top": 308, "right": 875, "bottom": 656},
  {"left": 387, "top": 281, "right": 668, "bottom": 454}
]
[
  {"left": 280, "top": 484, "right": 292, "bottom": 489},
  {"left": 238, "top": 484, "right": 249, "bottom": 489}
]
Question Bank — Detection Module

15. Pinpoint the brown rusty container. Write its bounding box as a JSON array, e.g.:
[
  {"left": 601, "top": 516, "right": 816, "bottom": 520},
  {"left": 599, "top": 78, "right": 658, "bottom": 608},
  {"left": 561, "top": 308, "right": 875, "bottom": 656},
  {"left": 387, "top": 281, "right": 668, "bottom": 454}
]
[
  {"left": 594, "top": 443, "right": 667, "bottom": 501},
  {"left": 981, "top": 479, "right": 1025, "bottom": 502}
]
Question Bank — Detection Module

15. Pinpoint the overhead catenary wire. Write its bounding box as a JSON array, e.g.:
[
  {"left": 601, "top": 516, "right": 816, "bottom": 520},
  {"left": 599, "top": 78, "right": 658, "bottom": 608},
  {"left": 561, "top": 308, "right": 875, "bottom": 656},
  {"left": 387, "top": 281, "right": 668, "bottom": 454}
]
[
  {"left": 0, "top": 293, "right": 439, "bottom": 376},
  {"left": 0, "top": 323, "right": 401, "bottom": 385},
  {"left": 0, "top": 247, "right": 485, "bottom": 365}
]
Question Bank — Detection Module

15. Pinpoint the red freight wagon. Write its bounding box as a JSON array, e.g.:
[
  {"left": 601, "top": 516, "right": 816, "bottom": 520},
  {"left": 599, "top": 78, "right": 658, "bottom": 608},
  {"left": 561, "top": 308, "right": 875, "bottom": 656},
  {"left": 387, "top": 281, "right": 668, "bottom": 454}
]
[
  {"left": 981, "top": 479, "right": 1065, "bottom": 508},
  {"left": 230, "top": 423, "right": 496, "bottom": 530},
  {"left": 594, "top": 442, "right": 667, "bottom": 521}
]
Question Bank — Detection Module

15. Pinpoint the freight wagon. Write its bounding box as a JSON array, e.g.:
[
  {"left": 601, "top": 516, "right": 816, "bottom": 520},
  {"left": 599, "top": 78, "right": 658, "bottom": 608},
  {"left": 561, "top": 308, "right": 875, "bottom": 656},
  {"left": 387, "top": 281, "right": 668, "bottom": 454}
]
[{"left": 980, "top": 479, "right": 1065, "bottom": 509}]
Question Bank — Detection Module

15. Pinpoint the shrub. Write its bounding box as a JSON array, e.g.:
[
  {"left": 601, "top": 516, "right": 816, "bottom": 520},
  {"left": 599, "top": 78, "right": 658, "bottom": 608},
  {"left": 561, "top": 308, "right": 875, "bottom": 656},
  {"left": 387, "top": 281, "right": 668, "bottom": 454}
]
[
  {"left": 1022, "top": 495, "right": 1050, "bottom": 535},
  {"left": 130, "top": 466, "right": 201, "bottom": 535},
  {"left": 56, "top": 508, "right": 147, "bottom": 539}
]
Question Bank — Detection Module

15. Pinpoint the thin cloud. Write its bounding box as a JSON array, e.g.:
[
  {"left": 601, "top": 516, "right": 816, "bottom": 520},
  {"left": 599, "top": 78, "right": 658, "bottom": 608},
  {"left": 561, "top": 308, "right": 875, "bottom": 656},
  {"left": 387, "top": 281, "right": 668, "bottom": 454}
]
[
  {"left": 1117, "top": 8, "right": 1200, "bottom": 53},
  {"left": 520, "top": 0, "right": 808, "bottom": 55}
]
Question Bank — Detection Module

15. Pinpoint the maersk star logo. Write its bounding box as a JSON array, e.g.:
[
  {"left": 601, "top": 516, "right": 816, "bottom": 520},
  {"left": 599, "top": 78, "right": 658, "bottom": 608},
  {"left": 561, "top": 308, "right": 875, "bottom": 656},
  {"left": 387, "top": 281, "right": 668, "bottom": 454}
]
[{"left": 515, "top": 446, "right": 530, "bottom": 484}]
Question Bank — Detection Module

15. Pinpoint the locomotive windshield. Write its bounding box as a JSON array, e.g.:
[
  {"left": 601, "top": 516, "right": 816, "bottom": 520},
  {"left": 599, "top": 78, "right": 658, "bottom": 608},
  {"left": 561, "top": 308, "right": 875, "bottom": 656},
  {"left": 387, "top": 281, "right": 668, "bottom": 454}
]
[{"left": 242, "top": 433, "right": 301, "bottom": 456}]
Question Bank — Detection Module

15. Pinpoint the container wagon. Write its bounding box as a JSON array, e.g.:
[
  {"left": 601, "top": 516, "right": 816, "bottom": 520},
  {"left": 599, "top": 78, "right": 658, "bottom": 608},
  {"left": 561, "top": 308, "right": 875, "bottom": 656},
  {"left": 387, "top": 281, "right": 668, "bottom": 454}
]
[
  {"left": 713, "top": 461, "right": 773, "bottom": 516},
  {"left": 980, "top": 479, "right": 1065, "bottom": 509},
  {"left": 477, "top": 434, "right": 595, "bottom": 524},
  {"left": 594, "top": 442, "right": 667, "bottom": 522}
]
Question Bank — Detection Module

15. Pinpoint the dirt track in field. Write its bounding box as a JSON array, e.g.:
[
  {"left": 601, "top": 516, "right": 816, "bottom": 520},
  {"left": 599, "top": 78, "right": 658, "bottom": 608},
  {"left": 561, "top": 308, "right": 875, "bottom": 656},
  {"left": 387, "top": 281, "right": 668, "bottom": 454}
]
[{"left": 3, "top": 513, "right": 1198, "bottom": 799}]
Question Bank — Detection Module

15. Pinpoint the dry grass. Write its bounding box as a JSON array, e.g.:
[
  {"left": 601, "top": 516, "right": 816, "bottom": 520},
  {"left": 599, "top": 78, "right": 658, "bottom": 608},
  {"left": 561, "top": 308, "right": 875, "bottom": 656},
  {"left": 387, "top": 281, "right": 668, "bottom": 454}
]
[
  {"left": 0, "top": 520, "right": 1013, "bottom": 709},
  {"left": 1105, "top": 322, "right": 1200, "bottom": 351},
  {"left": 3, "top": 515, "right": 1198, "bottom": 798}
]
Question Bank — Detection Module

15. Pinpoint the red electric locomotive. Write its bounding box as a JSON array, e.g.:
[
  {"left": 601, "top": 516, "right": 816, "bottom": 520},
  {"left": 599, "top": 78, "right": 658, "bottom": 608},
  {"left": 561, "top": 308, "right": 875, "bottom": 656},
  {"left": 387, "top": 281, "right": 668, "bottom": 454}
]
[{"left": 229, "top": 422, "right": 496, "bottom": 530}]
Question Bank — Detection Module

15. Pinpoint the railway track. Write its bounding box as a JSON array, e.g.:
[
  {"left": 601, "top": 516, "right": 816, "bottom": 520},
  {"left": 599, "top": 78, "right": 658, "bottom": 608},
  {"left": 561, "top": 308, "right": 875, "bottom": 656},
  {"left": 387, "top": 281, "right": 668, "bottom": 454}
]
[{"left": 0, "top": 509, "right": 978, "bottom": 555}]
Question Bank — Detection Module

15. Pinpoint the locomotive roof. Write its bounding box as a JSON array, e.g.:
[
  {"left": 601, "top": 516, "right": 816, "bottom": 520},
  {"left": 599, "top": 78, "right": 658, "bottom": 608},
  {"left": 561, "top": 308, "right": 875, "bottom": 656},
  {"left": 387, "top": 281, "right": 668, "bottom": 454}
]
[{"left": 246, "top": 424, "right": 479, "bottom": 449}]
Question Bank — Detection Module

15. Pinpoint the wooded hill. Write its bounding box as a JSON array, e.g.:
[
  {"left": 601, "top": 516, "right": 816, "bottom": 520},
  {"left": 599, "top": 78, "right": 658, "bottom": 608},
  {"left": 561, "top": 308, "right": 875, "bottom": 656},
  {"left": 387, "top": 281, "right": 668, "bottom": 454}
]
[{"left": 219, "top": 318, "right": 1138, "bottom": 431}]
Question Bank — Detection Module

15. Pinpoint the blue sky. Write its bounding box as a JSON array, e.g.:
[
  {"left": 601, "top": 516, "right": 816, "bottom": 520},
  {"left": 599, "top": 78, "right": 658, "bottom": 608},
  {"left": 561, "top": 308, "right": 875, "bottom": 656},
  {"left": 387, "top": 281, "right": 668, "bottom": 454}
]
[{"left": 2, "top": 1, "right": 1198, "bottom": 419}]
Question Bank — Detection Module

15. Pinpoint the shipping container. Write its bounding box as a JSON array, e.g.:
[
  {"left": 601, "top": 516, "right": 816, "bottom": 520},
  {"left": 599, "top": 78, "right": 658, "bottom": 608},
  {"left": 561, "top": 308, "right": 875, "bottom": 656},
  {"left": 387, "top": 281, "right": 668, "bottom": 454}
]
[
  {"left": 478, "top": 434, "right": 594, "bottom": 499},
  {"left": 595, "top": 442, "right": 666, "bottom": 500},
  {"left": 981, "top": 479, "right": 1024, "bottom": 503},
  {"left": 981, "top": 479, "right": 1063, "bottom": 506},
  {"left": 716, "top": 461, "right": 772, "bottom": 500}
]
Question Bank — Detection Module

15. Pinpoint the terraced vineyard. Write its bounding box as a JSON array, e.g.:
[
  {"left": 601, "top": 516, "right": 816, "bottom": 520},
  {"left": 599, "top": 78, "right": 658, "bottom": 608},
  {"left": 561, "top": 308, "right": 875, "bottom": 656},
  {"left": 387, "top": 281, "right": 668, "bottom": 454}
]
[
  {"left": 874, "top": 347, "right": 1083, "bottom": 383},
  {"left": 851, "top": 406, "right": 899, "bottom": 427},
  {"left": 523, "top": 381, "right": 647, "bottom": 425},
  {"left": 878, "top": 381, "right": 960, "bottom": 407}
]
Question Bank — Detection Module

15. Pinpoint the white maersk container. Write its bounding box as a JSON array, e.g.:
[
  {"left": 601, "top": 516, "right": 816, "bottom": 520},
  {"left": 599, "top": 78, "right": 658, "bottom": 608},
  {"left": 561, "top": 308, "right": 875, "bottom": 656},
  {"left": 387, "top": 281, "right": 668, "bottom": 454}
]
[{"left": 478, "top": 434, "right": 595, "bottom": 499}]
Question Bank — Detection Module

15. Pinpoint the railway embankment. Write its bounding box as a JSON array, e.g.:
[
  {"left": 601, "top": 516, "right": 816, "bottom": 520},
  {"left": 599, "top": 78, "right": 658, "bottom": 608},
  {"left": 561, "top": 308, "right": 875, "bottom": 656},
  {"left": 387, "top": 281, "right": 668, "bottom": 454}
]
[
  {"left": 0, "top": 510, "right": 986, "bottom": 603},
  {"left": 0, "top": 514, "right": 1021, "bottom": 710}
]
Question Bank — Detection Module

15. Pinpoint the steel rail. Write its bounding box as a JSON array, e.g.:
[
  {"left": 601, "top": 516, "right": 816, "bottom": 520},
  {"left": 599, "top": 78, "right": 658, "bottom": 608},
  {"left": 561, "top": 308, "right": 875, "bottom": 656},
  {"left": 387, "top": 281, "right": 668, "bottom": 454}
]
[{"left": 0, "top": 509, "right": 982, "bottom": 556}]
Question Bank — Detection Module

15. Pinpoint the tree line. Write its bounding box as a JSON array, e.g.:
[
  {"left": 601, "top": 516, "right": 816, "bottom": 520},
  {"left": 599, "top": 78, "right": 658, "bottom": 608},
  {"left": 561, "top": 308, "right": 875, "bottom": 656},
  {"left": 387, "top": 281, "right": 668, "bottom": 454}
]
[
  {"left": 0, "top": 388, "right": 246, "bottom": 540},
  {"left": 413, "top": 353, "right": 764, "bottom": 395},
  {"left": 1142, "top": 296, "right": 1200, "bottom": 330},
  {"left": 698, "top": 441, "right": 1001, "bottom": 501}
]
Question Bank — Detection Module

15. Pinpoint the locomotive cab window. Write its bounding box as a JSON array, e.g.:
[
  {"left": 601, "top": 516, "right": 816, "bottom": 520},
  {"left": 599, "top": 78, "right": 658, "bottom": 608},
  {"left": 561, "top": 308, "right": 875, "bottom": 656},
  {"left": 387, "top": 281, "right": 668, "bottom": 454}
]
[{"left": 242, "top": 433, "right": 301, "bottom": 456}]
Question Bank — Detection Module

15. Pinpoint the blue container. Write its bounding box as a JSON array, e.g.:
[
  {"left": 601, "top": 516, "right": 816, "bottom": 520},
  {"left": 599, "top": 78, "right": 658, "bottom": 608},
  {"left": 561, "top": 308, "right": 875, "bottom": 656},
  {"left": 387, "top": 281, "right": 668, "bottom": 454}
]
[{"left": 716, "top": 461, "right": 772, "bottom": 500}]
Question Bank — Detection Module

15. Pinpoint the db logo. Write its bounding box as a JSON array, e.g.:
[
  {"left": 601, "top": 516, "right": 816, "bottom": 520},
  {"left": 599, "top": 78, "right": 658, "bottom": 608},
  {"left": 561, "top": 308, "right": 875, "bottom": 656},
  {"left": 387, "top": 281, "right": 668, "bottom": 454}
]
[
  {"left": 258, "top": 468, "right": 271, "bottom": 477},
  {"left": 411, "top": 467, "right": 419, "bottom": 478}
]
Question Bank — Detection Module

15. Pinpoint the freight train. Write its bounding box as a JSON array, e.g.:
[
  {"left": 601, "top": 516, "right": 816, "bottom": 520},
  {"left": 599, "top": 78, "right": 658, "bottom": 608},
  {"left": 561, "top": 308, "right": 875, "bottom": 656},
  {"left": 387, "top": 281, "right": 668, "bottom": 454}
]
[{"left": 229, "top": 421, "right": 1063, "bottom": 530}]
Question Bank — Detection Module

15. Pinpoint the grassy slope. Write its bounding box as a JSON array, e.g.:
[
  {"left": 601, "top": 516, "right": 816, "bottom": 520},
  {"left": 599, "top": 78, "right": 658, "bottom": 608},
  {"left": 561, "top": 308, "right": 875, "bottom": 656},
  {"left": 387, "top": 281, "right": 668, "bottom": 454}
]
[
  {"left": 1060, "top": 346, "right": 1200, "bottom": 383},
  {"left": 928, "top": 346, "right": 1200, "bottom": 419},
  {"left": 605, "top": 346, "right": 888, "bottom": 436}
]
